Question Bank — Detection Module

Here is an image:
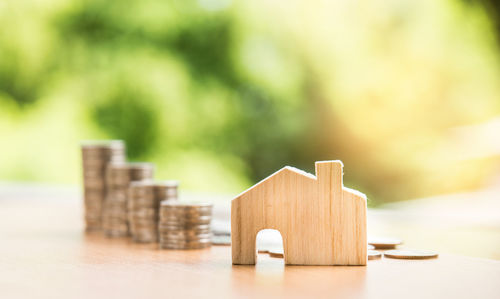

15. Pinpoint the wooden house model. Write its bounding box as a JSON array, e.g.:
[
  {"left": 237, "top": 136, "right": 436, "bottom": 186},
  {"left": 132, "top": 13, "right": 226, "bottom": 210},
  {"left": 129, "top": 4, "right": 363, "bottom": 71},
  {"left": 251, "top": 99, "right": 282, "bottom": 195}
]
[{"left": 231, "top": 160, "right": 367, "bottom": 266}]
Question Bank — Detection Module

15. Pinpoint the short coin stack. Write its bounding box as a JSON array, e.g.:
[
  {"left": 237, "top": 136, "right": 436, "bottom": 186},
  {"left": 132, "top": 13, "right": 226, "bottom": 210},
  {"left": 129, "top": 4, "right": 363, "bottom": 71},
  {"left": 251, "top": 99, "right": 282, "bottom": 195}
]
[
  {"left": 103, "top": 162, "right": 154, "bottom": 237},
  {"left": 159, "top": 202, "right": 213, "bottom": 249},
  {"left": 81, "top": 140, "right": 125, "bottom": 231},
  {"left": 128, "top": 181, "right": 158, "bottom": 243}
]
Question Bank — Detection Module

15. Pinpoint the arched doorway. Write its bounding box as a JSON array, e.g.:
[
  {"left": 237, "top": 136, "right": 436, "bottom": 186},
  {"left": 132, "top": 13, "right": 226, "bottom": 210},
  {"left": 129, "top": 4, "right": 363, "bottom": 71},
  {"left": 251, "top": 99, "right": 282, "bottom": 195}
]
[{"left": 255, "top": 229, "right": 284, "bottom": 264}]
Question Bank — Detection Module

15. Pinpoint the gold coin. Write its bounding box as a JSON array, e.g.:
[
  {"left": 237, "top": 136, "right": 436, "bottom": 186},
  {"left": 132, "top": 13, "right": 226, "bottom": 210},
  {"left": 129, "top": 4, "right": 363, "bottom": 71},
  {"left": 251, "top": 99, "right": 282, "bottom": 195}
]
[
  {"left": 160, "top": 210, "right": 212, "bottom": 216},
  {"left": 130, "top": 223, "right": 157, "bottom": 230},
  {"left": 161, "top": 201, "right": 213, "bottom": 209},
  {"left": 133, "top": 236, "right": 157, "bottom": 243},
  {"left": 158, "top": 224, "right": 211, "bottom": 231},
  {"left": 161, "top": 233, "right": 212, "bottom": 240},
  {"left": 133, "top": 230, "right": 158, "bottom": 237},
  {"left": 160, "top": 239, "right": 211, "bottom": 244},
  {"left": 368, "top": 237, "right": 402, "bottom": 249},
  {"left": 384, "top": 249, "right": 438, "bottom": 260},
  {"left": 105, "top": 230, "right": 128, "bottom": 238},
  {"left": 129, "top": 208, "right": 157, "bottom": 217},
  {"left": 160, "top": 216, "right": 211, "bottom": 223},
  {"left": 159, "top": 221, "right": 212, "bottom": 227},
  {"left": 268, "top": 249, "right": 284, "bottom": 258},
  {"left": 211, "top": 235, "right": 231, "bottom": 246},
  {"left": 368, "top": 250, "right": 382, "bottom": 260},
  {"left": 160, "top": 242, "right": 211, "bottom": 250}
]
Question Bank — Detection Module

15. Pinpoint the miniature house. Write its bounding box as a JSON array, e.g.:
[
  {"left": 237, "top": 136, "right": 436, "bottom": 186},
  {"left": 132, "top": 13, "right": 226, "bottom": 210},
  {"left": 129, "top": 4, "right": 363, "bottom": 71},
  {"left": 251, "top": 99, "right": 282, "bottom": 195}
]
[{"left": 231, "top": 160, "right": 367, "bottom": 266}]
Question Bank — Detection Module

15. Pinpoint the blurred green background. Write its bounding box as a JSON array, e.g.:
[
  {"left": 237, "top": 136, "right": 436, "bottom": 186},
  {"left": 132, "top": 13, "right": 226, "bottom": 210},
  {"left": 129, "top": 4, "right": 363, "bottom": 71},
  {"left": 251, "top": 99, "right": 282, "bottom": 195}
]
[{"left": 1, "top": 0, "right": 500, "bottom": 205}]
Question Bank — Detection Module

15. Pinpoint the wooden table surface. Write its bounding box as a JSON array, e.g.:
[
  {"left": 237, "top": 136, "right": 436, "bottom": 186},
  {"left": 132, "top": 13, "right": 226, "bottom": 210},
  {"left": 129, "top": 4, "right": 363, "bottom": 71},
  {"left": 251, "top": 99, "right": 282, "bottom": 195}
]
[{"left": 1, "top": 184, "right": 499, "bottom": 299}]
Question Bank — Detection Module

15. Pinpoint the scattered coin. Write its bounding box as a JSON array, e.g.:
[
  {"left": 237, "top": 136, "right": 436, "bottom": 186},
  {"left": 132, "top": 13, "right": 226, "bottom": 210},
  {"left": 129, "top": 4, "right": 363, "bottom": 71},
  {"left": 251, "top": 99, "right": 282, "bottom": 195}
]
[
  {"left": 368, "top": 250, "right": 382, "bottom": 260},
  {"left": 384, "top": 249, "right": 438, "bottom": 260},
  {"left": 268, "top": 248, "right": 284, "bottom": 258},
  {"left": 368, "top": 237, "right": 403, "bottom": 249},
  {"left": 211, "top": 235, "right": 231, "bottom": 246}
]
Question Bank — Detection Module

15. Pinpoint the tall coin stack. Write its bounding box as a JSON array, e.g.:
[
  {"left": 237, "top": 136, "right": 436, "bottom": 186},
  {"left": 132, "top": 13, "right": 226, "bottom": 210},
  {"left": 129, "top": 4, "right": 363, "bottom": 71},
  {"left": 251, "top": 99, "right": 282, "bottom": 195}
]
[
  {"left": 159, "top": 202, "right": 213, "bottom": 249},
  {"left": 103, "top": 162, "right": 154, "bottom": 237},
  {"left": 81, "top": 140, "right": 125, "bottom": 231}
]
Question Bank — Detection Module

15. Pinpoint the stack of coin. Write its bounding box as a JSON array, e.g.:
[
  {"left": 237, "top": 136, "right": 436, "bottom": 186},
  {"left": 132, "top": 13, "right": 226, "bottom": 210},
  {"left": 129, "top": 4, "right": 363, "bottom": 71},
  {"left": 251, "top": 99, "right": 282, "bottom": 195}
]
[
  {"left": 103, "top": 162, "right": 154, "bottom": 237},
  {"left": 154, "top": 181, "right": 179, "bottom": 203},
  {"left": 127, "top": 163, "right": 155, "bottom": 237},
  {"left": 159, "top": 202, "right": 213, "bottom": 249},
  {"left": 128, "top": 180, "right": 179, "bottom": 243},
  {"left": 103, "top": 163, "right": 131, "bottom": 237},
  {"left": 81, "top": 140, "right": 125, "bottom": 231},
  {"left": 128, "top": 181, "right": 158, "bottom": 242},
  {"left": 129, "top": 163, "right": 155, "bottom": 181}
]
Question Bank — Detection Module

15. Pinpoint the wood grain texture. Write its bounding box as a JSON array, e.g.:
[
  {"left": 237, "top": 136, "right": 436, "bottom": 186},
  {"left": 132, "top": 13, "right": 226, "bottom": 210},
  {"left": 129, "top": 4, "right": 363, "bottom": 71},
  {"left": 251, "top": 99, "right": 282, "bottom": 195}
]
[
  {"left": 231, "top": 161, "right": 367, "bottom": 265},
  {"left": 0, "top": 185, "right": 499, "bottom": 299}
]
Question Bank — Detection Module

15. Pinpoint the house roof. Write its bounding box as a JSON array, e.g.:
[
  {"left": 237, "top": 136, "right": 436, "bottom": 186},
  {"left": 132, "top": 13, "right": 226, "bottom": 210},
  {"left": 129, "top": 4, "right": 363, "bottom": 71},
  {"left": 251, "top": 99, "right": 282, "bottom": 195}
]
[
  {"left": 233, "top": 165, "right": 367, "bottom": 201},
  {"left": 344, "top": 186, "right": 367, "bottom": 200},
  {"left": 233, "top": 166, "right": 315, "bottom": 199}
]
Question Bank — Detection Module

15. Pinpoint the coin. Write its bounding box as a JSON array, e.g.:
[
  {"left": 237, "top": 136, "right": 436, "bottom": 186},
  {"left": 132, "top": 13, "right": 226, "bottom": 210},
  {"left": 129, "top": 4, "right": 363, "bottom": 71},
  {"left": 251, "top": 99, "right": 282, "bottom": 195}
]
[
  {"left": 134, "top": 229, "right": 158, "bottom": 235},
  {"left": 368, "top": 250, "right": 382, "bottom": 260},
  {"left": 160, "top": 209, "right": 212, "bottom": 215},
  {"left": 105, "top": 230, "right": 128, "bottom": 238},
  {"left": 268, "top": 248, "right": 284, "bottom": 258},
  {"left": 133, "top": 237, "right": 158, "bottom": 243},
  {"left": 368, "top": 237, "right": 402, "bottom": 249},
  {"left": 160, "top": 216, "right": 212, "bottom": 224},
  {"left": 212, "top": 227, "right": 231, "bottom": 236},
  {"left": 160, "top": 242, "right": 211, "bottom": 250},
  {"left": 158, "top": 238, "right": 212, "bottom": 245},
  {"left": 158, "top": 224, "right": 211, "bottom": 231},
  {"left": 159, "top": 231, "right": 210, "bottom": 237},
  {"left": 129, "top": 181, "right": 155, "bottom": 193},
  {"left": 130, "top": 221, "right": 158, "bottom": 228},
  {"left": 384, "top": 249, "right": 438, "bottom": 260},
  {"left": 160, "top": 232, "right": 212, "bottom": 241},
  {"left": 212, "top": 235, "right": 231, "bottom": 246},
  {"left": 129, "top": 208, "right": 157, "bottom": 218},
  {"left": 161, "top": 201, "right": 213, "bottom": 209}
]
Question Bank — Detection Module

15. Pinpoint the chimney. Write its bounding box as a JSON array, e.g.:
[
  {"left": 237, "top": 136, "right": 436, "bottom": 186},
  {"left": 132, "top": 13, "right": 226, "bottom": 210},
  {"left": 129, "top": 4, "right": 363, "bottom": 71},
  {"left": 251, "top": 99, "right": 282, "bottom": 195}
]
[{"left": 315, "top": 160, "right": 343, "bottom": 191}]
